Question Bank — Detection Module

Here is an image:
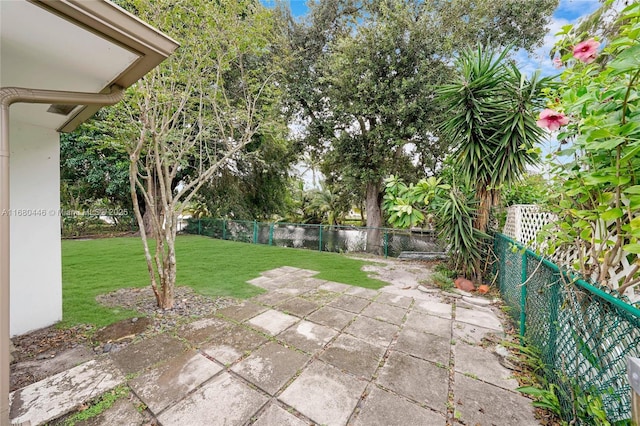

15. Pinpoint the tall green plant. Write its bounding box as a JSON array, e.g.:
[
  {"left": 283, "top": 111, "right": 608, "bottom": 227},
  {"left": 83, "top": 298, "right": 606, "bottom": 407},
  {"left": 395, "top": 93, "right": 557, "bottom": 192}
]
[
  {"left": 540, "top": 2, "right": 640, "bottom": 295},
  {"left": 111, "top": 0, "right": 283, "bottom": 309},
  {"left": 436, "top": 46, "right": 548, "bottom": 235},
  {"left": 437, "top": 188, "right": 491, "bottom": 280},
  {"left": 383, "top": 175, "right": 489, "bottom": 280},
  {"left": 428, "top": 46, "right": 548, "bottom": 282}
]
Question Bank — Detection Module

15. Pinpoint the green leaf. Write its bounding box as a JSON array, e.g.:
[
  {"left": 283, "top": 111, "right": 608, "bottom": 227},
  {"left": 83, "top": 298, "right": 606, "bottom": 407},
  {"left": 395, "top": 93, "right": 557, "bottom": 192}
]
[
  {"left": 622, "top": 144, "right": 640, "bottom": 162},
  {"left": 623, "top": 243, "right": 640, "bottom": 254},
  {"left": 591, "top": 138, "right": 625, "bottom": 151},
  {"left": 582, "top": 174, "right": 612, "bottom": 185},
  {"left": 609, "top": 44, "right": 640, "bottom": 75},
  {"left": 572, "top": 331, "right": 602, "bottom": 372},
  {"left": 586, "top": 129, "right": 611, "bottom": 141},
  {"left": 601, "top": 208, "right": 623, "bottom": 221}
]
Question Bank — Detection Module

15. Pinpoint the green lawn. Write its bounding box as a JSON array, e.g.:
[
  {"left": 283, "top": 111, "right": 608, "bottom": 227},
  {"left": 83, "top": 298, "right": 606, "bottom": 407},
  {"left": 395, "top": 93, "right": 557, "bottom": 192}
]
[{"left": 62, "top": 235, "right": 385, "bottom": 327}]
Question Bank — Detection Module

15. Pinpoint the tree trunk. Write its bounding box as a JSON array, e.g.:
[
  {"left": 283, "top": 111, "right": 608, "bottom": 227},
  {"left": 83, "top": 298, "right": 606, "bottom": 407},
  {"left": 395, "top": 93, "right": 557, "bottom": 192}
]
[
  {"left": 474, "top": 184, "right": 500, "bottom": 234},
  {"left": 157, "top": 213, "right": 178, "bottom": 309},
  {"left": 365, "top": 179, "right": 383, "bottom": 255},
  {"left": 142, "top": 207, "right": 153, "bottom": 236},
  {"left": 472, "top": 185, "right": 500, "bottom": 284},
  {"left": 474, "top": 185, "right": 492, "bottom": 234}
]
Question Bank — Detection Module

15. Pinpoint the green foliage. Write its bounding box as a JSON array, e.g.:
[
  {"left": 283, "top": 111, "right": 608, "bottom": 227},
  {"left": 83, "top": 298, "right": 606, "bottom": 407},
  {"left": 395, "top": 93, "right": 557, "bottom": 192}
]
[
  {"left": 436, "top": 45, "right": 549, "bottom": 234},
  {"left": 575, "top": 391, "right": 611, "bottom": 426},
  {"left": 279, "top": 0, "right": 556, "bottom": 232},
  {"left": 304, "top": 184, "right": 352, "bottom": 225},
  {"left": 433, "top": 263, "right": 457, "bottom": 279},
  {"left": 518, "top": 381, "right": 614, "bottom": 425},
  {"left": 382, "top": 174, "right": 491, "bottom": 279},
  {"left": 60, "top": 109, "right": 131, "bottom": 215},
  {"left": 62, "top": 385, "right": 129, "bottom": 425},
  {"left": 198, "top": 132, "right": 296, "bottom": 221},
  {"left": 501, "top": 173, "right": 554, "bottom": 207},
  {"left": 100, "top": 0, "right": 288, "bottom": 308},
  {"left": 434, "top": 0, "right": 559, "bottom": 52},
  {"left": 430, "top": 271, "right": 455, "bottom": 291},
  {"left": 437, "top": 188, "right": 492, "bottom": 280},
  {"left": 383, "top": 175, "right": 450, "bottom": 228},
  {"left": 508, "top": 336, "right": 621, "bottom": 425},
  {"left": 62, "top": 236, "right": 385, "bottom": 327},
  {"left": 385, "top": 44, "right": 546, "bottom": 280},
  {"left": 540, "top": 2, "right": 640, "bottom": 292},
  {"left": 518, "top": 385, "right": 563, "bottom": 417},
  {"left": 495, "top": 173, "right": 554, "bottom": 228}
]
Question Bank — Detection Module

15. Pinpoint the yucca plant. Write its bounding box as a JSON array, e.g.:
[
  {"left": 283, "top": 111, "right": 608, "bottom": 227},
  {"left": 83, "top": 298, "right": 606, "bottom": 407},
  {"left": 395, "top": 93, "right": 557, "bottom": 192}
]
[
  {"left": 437, "top": 46, "right": 548, "bottom": 234},
  {"left": 436, "top": 187, "right": 491, "bottom": 282},
  {"left": 436, "top": 46, "right": 548, "bottom": 282}
]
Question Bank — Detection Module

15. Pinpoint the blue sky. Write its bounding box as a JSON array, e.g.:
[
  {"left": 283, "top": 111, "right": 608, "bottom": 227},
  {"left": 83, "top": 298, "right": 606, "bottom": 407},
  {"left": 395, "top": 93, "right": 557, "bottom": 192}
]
[{"left": 518, "top": 0, "right": 602, "bottom": 76}]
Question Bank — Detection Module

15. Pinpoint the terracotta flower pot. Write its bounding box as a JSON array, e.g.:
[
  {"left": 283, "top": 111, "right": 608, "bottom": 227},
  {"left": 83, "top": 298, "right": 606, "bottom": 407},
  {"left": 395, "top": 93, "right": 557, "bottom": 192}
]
[{"left": 454, "top": 277, "right": 475, "bottom": 292}]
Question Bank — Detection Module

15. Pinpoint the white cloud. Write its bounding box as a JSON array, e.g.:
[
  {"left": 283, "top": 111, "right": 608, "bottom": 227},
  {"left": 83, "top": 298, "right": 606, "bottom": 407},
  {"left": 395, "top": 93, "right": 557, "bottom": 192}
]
[
  {"left": 517, "top": 16, "right": 572, "bottom": 77},
  {"left": 515, "top": 0, "right": 603, "bottom": 77}
]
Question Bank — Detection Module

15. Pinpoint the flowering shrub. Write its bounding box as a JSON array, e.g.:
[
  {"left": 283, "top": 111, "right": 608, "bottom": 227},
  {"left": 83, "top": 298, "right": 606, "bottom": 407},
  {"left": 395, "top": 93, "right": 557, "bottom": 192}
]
[
  {"left": 536, "top": 109, "right": 569, "bottom": 131},
  {"left": 540, "top": 2, "right": 640, "bottom": 296},
  {"left": 572, "top": 38, "right": 600, "bottom": 63}
]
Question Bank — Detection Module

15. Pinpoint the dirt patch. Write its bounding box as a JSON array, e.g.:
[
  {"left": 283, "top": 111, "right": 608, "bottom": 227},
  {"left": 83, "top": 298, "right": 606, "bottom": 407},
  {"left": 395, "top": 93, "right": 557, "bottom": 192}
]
[
  {"left": 93, "top": 317, "right": 154, "bottom": 343},
  {"left": 10, "top": 325, "right": 93, "bottom": 391},
  {"left": 10, "top": 286, "right": 237, "bottom": 392}
]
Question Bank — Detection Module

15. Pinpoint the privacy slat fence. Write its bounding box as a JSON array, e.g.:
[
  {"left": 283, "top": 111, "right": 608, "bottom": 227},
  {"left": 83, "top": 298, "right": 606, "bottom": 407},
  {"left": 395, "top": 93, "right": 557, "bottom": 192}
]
[{"left": 495, "top": 233, "right": 640, "bottom": 424}]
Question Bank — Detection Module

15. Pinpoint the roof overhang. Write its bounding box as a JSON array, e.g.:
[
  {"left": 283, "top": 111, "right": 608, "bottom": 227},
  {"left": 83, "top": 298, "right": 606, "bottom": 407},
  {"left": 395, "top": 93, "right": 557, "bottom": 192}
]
[{"left": 0, "top": 0, "right": 179, "bottom": 132}]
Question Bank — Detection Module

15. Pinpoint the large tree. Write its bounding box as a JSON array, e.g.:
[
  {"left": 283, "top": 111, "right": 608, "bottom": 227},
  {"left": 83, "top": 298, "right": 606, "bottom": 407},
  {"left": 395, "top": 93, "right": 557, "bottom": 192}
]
[
  {"left": 197, "top": 131, "right": 295, "bottom": 221},
  {"left": 60, "top": 110, "right": 131, "bottom": 216},
  {"left": 112, "top": 0, "right": 283, "bottom": 308},
  {"left": 278, "top": 0, "right": 557, "bottom": 253}
]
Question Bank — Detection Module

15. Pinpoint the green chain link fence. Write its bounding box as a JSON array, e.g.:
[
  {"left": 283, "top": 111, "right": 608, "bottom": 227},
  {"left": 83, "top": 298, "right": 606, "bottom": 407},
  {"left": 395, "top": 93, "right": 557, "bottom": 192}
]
[
  {"left": 495, "top": 232, "right": 640, "bottom": 424},
  {"left": 183, "top": 218, "right": 442, "bottom": 258}
]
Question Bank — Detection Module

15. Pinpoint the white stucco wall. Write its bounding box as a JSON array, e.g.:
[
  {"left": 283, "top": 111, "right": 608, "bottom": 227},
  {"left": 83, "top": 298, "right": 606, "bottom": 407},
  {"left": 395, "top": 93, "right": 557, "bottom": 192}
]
[{"left": 9, "top": 122, "right": 62, "bottom": 336}]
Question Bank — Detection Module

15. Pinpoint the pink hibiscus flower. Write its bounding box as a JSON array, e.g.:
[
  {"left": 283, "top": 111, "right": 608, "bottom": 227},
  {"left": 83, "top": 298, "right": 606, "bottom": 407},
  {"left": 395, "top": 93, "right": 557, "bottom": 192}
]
[
  {"left": 536, "top": 109, "right": 569, "bottom": 131},
  {"left": 553, "top": 57, "right": 563, "bottom": 69},
  {"left": 573, "top": 38, "right": 600, "bottom": 63}
]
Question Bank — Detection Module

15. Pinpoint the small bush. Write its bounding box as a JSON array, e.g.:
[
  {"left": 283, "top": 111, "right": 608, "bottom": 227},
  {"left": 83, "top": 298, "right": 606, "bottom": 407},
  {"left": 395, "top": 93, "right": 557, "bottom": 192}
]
[{"left": 431, "top": 270, "right": 455, "bottom": 291}]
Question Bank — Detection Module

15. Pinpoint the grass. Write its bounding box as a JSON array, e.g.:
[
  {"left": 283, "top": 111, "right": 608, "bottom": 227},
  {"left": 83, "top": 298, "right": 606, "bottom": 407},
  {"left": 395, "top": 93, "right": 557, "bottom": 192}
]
[
  {"left": 62, "top": 235, "right": 385, "bottom": 327},
  {"left": 59, "top": 385, "right": 129, "bottom": 425}
]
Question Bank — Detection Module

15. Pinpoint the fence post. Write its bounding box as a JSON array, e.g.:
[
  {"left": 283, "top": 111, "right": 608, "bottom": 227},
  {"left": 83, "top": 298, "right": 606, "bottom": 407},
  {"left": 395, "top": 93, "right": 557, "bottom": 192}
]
[
  {"left": 222, "top": 220, "right": 227, "bottom": 240},
  {"left": 319, "top": 224, "right": 323, "bottom": 252},
  {"left": 384, "top": 230, "right": 388, "bottom": 258},
  {"left": 520, "top": 251, "right": 528, "bottom": 342},
  {"left": 547, "top": 275, "right": 560, "bottom": 369},
  {"left": 253, "top": 220, "right": 258, "bottom": 244},
  {"left": 269, "top": 223, "right": 274, "bottom": 246},
  {"left": 629, "top": 357, "right": 640, "bottom": 425}
]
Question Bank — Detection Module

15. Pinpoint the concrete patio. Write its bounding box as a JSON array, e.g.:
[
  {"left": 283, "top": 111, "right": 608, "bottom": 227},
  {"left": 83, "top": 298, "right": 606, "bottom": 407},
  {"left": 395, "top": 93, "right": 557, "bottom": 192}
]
[{"left": 10, "top": 266, "right": 539, "bottom": 425}]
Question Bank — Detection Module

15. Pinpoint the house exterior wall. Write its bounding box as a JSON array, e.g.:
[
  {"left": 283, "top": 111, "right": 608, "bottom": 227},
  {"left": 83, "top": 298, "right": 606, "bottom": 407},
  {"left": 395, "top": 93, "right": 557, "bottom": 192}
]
[{"left": 9, "top": 122, "right": 62, "bottom": 336}]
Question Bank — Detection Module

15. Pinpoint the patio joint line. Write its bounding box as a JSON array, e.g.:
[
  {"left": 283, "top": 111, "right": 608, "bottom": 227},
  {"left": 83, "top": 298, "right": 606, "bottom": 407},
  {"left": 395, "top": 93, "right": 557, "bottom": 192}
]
[
  {"left": 446, "top": 300, "right": 457, "bottom": 426},
  {"left": 346, "top": 297, "right": 410, "bottom": 424}
]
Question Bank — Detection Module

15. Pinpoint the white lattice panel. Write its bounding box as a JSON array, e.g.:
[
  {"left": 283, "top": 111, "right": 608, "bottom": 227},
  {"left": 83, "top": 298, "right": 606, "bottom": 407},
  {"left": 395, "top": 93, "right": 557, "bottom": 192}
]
[
  {"left": 502, "top": 204, "right": 639, "bottom": 303},
  {"left": 503, "top": 205, "right": 557, "bottom": 248}
]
